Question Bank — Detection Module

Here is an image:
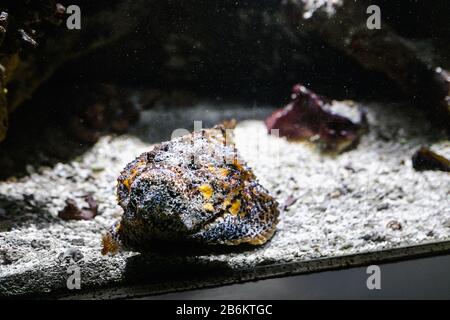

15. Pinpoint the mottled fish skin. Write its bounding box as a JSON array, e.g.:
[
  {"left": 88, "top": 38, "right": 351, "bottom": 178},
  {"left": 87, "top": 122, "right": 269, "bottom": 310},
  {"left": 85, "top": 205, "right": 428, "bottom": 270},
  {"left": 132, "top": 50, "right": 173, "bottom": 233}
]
[{"left": 102, "top": 125, "right": 279, "bottom": 254}]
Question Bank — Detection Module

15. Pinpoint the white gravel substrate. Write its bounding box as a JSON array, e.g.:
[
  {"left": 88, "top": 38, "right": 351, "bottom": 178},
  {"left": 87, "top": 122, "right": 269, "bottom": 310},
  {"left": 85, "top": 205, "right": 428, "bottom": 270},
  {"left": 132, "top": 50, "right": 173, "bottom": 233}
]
[{"left": 0, "top": 102, "right": 449, "bottom": 297}]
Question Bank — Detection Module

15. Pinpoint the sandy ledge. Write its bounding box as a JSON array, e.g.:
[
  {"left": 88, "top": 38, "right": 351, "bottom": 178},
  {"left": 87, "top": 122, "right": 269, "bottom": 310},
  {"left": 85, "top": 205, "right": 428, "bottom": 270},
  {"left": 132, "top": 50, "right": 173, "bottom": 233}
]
[{"left": 0, "top": 103, "right": 449, "bottom": 297}]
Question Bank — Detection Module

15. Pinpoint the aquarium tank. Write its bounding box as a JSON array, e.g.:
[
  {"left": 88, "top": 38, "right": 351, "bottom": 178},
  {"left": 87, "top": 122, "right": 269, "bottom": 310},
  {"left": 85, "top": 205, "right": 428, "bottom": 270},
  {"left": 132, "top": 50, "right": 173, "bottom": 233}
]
[{"left": 0, "top": 0, "right": 449, "bottom": 302}]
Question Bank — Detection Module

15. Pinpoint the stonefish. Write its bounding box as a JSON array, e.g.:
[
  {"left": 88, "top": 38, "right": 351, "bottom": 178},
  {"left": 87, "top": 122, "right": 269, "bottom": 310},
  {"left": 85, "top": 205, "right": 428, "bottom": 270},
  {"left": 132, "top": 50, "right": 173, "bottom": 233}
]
[{"left": 102, "top": 123, "right": 279, "bottom": 254}]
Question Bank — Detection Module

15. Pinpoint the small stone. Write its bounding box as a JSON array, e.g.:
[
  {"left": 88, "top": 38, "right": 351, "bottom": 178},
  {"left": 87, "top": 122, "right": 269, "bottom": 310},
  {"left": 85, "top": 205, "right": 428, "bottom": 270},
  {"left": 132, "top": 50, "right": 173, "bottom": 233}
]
[
  {"left": 58, "top": 195, "right": 98, "bottom": 221},
  {"left": 30, "top": 239, "right": 51, "bottom": 249},
  {"left": 329, "top": 189, "right": 343, "bottom": 199},
  {"left": 70, "top": 238, "right": 85, "bottom": 246},
  {"left": 0, "top": 249, "right": 22, "bottom": 265},
  {"left": 30, "top": 240, "right": 40, "bottom": 248},
  {"left": 340, "top": 243, "right": 353, "bottom": 250},
  {"left": 91, "top": 166, "right": 105, "bottom": 173},
  {"left": 377, "top": 203, "right": 389, "bottom": 211},
  {"left": 386, "top": 220, "right": 402, "bottom": 231},
  {"left": 412, "top": 147, "right": 450, "bottom": 172},
  {"left": 58, "top": 248, "right": 83, "bottom": 263},
  {"left": 344, "top": 165, "right": 356, "bottom": 173},
  {"left": 361, "top": 233, "right": 386, "bottom": 242}
]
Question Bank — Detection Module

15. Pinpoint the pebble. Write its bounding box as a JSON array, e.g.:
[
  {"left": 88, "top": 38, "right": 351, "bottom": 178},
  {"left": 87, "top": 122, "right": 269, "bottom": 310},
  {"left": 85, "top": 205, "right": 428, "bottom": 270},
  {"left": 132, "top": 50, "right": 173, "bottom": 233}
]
[
  {"left": 30, "top": 239, "right": 51, "bottom": 249},
  {"left": 58, "top": 248, "right": 84, "bottom": 263},
  {"left": 376, "top": 203, "right": 389, "bottom": 211},
  {"left": 70, "top": 238, "right": 85, "bottom": 246},
  {"left": 386, "top": 220, "right": 402, "bottom": 231},
  {"left": 361, "top": 233, "right": 386, "bottom": 242}
]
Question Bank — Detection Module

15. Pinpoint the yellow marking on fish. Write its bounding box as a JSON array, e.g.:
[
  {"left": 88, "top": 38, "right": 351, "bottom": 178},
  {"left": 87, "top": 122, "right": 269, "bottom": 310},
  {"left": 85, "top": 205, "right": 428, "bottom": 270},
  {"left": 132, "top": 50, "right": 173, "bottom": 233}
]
[
  {"left": 123, "top": 178, "right": 132, "bottom": 190},
  {"left": 203, "top": 203, "right": 214, "bottom": 212},
  {"left": 229, "top": 199, "right": 241, "bottom": 215},
  {"left": 123, "top": 161, "right": 145, "bottom": 191},
  {"left": 222, "top": 199, "right": 231, "bottom": 210},
  {"left": 233, "top": 158, "right": 244, "bottom": 171},
  {"left": 198, "top": 184, "right": 213, "bottom": 199}
]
